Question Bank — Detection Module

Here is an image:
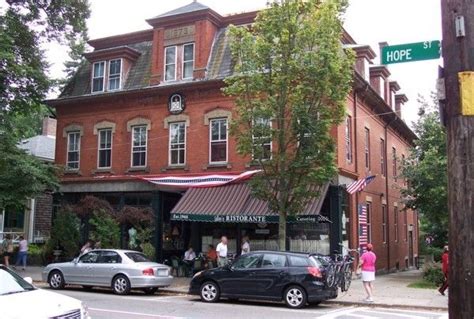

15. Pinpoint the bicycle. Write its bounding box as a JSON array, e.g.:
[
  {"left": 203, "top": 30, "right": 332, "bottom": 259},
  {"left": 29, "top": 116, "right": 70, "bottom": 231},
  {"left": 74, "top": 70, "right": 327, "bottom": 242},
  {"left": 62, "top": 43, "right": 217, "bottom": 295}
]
[{"left": 325, "top": 246, "right": 359, "bottom": 292}]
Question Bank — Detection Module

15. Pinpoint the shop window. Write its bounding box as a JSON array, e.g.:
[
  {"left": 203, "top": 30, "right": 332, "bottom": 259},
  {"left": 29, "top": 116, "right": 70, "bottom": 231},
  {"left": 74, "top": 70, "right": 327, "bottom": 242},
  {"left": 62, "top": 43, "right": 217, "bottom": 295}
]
[
  {"left": 252, "top": 117, "right": 272, "bottom": 161},
  {"left": 131, "top": 125, "right": 147, "bottom": 167},
  {"left": 108, "top": 59, "right": 122, "bottom": 91},
  {"left": 67, "top": 131, "right": 81, "bottom": 170},
  {"left": 97, "top": 128, "right": 112, "bottom": 168},
  {"left": 169, "top": 122, "right": 186, "bottom": 166},
  {"left": 92, "top": 61, "right": 105, "bottom": 93},
  {"left": 209, "top": 118, "right": 228, "bottom": 163}
]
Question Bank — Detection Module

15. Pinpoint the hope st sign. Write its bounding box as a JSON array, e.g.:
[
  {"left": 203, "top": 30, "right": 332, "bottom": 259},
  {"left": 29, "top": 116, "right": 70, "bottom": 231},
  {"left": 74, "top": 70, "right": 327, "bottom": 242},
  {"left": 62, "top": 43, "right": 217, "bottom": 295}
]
[{"left": 381, "top": 41, "right": 441, "bottom": 65}]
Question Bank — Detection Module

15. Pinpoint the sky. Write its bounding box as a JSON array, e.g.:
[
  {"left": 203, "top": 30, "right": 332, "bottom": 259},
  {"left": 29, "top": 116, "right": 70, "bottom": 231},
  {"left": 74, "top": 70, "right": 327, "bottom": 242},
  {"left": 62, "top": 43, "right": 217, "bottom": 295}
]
[{"left": 45, "top": 0, "right": 442, "bottom": 126}]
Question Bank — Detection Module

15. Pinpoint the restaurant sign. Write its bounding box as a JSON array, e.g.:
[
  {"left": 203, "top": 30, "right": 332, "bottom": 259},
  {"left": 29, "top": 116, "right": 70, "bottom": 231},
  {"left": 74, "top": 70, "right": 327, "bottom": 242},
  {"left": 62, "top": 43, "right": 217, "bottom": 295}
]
[{"left": 171, "top": 213, "right": 330, "bottom": 223}]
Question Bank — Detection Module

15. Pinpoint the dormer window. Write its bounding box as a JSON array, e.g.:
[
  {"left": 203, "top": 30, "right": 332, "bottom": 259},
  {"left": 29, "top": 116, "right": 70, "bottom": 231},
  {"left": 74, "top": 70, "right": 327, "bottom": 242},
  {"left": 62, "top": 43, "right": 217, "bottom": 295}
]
[
  {"left": 164, "top": 43, "right": 194, "bottom": 82},
  {"left": 108, "top": 59, "right": 122, "bottom": 91},
  {"left": 92, "top": 61, "right": 105, "bottom": 92}
]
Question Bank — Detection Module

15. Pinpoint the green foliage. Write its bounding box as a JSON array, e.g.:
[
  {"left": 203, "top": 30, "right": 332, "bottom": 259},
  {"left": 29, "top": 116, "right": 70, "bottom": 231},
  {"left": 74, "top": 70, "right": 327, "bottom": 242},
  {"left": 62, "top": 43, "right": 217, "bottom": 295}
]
[
  {"left": 224, "top": 0, "right": 354, "bottom": 249},
  {"left": 89, "top": 210, "right": 120, "bottom": 249},
  {"left": 407, "top": 280, "right": 437, "bottom": 289},
  {"left": 141, "top": 242, "right": 156, "bottom": 261},
  {"left": 423, "top": 263, "right": 444, "bottom": 286},
  {"left": 400, "top": 94, "right": 447, "bottom": 245},
  {"left": 137, "top": 226, "right": 155, "bottom": 260},
  {"left": 0, "top": 134, "right": 59, "bottom": 209},
  {"left": 46, "top": 208, "right": 81, "bottom": 258}
]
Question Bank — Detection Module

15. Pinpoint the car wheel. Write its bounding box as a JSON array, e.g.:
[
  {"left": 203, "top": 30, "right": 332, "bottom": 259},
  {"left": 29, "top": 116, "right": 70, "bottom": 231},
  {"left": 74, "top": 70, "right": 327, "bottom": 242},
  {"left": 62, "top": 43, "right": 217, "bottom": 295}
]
[
  {"left": 143, "top": 287, "right": 158, "bottom": 295},
  {"left": 325, "top": 264, "right": 337, "bottom": 288},
  {"left": 112, "top": 275, "right": 131, "bottom": 295},
  {"left": 200, "top": 281, "right": 220, "bottom": 303},
  {"left": 284, "top": 285, "right": 307, "bottom": 309},
  {"left": 48, "top": 270, "right": 65, "bottom": 290},
  {"left": 342, "top": 270, "right": 352, "bottom": 292}
]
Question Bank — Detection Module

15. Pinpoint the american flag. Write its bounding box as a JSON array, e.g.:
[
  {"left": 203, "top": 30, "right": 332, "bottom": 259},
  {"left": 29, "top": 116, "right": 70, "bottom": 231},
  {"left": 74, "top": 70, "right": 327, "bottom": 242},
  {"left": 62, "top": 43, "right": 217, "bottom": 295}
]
[
  {"left": 359, "top": 204, "right": 368, "bottom": 247},
  {"left": 346, "top": 175, "right": 376, "bottom": 195}
]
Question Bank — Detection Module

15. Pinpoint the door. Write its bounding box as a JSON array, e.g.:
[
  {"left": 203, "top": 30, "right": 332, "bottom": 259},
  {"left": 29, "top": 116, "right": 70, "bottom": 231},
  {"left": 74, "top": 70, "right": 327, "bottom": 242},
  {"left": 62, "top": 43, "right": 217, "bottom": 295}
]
[
  {"left": 252, "top": 253, "right": 288, "bottom": 299},
  {"left": 408, "top": 230, "right": 414, "bottom": 267},
  {"left": 66, "top": 251, "right": 100, "bottom": 285},
  {"left": 95, "top": 251, "right": 122, "bottom": 286},
  {"left": 219, "top": 253, "right": 262, "bottom": 297}
]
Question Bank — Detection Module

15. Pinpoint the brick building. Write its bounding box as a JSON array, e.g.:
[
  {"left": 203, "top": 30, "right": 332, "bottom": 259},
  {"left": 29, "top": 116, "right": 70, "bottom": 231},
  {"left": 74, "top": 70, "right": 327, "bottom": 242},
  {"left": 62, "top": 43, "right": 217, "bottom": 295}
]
[{"left": 47, "top": 2, "right": 418, "bottom": 272}]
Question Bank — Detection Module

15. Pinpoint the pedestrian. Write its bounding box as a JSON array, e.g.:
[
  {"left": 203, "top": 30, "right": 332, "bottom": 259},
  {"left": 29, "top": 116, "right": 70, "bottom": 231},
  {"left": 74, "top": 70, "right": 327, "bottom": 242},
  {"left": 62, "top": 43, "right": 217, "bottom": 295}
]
[
  {"left": 439, "top": 245, "right": 449, "bottom": 295},
  {"left": 359, "top": 243, "right": 376, "bottom": 303},
  {"left": 15, "top": 236, "right": 28, "bottom": 270},
  {"left": 183, "top": 246, "right": 196, "bottom": 276},
  {"left": 206, "top": 244, "right": 217, "bottom": 268},
  {"left": 2, "top": 235, "right": 14, "bottom": 267},
  {"left": 80, "top": 240, "right": 93, "bottom": 255},
  {"left": 241, "top": 236, "right": 250, "bottom": 255},
  {"left": 216, "top": 236, "right": 228, "bottom": 267}
]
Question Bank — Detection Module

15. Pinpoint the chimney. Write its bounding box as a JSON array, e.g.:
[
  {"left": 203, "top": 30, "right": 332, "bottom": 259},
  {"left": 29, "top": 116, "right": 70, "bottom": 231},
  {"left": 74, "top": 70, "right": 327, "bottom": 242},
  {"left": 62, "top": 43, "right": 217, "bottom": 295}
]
[
  {"left": 395, "top": 94, "right": 408, "bottom": 118},
  {"left": 389, "top": 81, "right": 401, "bottom": 109},
  {"left": 42, "top": 117, "right": 57, "bottom": 138},
  {"left": 352, "top": 45, "right": 376, "bottom": 82},
  {"left": 369, "top": 65, "right": 391, "bottom": 101}
]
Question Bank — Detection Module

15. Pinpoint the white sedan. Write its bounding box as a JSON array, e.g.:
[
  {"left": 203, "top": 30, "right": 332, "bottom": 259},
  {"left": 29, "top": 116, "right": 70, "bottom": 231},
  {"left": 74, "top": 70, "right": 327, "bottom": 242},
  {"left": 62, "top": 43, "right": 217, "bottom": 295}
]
[
  {"left": 42, "top": 249, "right": 173, "bottom": 295},
  {"left": 0, "top": 265, "right": 89, "bottom": 319}
]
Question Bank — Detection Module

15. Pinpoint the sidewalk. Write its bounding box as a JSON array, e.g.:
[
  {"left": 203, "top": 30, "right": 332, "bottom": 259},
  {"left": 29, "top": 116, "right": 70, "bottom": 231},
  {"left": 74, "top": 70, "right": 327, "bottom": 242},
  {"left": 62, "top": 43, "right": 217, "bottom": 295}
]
[{"left": 18, "top": 267, "right": 447, "bottom": 310}]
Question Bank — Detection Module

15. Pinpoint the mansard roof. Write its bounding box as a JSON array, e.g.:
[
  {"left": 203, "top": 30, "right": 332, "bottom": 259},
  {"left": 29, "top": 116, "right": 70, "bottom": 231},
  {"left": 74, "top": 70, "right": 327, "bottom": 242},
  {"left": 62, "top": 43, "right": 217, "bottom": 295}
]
[{"left": 151, "top": 1, "right": 210, "bottom": 19}]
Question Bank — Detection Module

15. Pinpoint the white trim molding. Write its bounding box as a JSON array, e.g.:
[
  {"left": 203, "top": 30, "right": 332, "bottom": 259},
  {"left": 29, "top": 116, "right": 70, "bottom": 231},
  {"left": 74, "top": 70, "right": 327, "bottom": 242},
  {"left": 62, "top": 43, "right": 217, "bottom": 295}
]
[
  {"left": 93, "top": 121, "right": 116, "bottom": 135},
  {"left": 164, "top": 114, "right": 190, "bottom": 129},
  {"left": 126, "top": 117, "right": 151, "bottom": 132},
  {"left": 204, "top": 108, "right": 232, "bottom": 125},
  {"left": 62, "top": 124, "right": 84, "bottom": 138}
]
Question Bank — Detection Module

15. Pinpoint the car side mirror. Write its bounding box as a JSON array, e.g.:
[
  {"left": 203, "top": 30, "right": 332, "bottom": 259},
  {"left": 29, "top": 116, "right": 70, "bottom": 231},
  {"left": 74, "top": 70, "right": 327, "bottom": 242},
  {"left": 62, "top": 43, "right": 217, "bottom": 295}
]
[{"left": 23, "top": 277, "right": 33, "bottom": 284}]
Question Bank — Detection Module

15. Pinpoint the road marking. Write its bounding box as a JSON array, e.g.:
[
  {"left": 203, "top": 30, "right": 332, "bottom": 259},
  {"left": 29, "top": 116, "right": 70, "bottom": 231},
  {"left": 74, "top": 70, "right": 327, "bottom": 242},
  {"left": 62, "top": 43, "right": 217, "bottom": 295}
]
[
  {"left": 364, "top": 309, "right": 426, "bottom": 319},
  {"left": 88, "top": 307, "right": 185, "bottom": 318},
  {"left": 315, "top": 306, "right": 368, "bottom": 318}
]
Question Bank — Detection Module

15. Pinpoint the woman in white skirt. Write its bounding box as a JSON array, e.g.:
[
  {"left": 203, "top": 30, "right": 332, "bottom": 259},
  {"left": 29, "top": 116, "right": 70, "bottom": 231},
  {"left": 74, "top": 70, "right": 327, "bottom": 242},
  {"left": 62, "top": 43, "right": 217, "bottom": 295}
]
[{"left": 359, "top": 243, "right": 377, "bottom": 303}]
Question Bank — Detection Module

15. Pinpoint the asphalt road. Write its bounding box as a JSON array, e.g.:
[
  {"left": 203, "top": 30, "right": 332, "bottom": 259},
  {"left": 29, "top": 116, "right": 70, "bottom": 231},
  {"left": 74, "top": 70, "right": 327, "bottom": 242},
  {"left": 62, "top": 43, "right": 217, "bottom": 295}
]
[{"left": 49, "top": 287, "right": 448, "bottom": 319}]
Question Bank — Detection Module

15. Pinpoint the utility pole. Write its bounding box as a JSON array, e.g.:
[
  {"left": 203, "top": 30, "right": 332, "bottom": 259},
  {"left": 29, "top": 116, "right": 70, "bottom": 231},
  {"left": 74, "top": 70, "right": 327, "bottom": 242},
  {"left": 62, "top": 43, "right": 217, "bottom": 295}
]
[{"left": 440, "top": 1, "right": 474, "bottom": 318}]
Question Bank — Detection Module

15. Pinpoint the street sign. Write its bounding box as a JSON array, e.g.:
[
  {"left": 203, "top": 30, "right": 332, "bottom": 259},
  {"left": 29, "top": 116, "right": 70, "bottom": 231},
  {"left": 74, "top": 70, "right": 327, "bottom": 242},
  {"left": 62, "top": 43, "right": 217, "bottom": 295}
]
[{"left": 381, "top": 41, "right": 441, "bottom": 65}]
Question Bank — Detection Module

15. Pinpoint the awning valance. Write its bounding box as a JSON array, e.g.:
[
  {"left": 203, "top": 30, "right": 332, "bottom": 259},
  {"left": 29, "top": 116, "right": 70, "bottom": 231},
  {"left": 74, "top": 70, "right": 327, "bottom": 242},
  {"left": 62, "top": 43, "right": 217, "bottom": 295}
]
[{"left": 170, "top": 182, "right": 331, "bottom": 224}]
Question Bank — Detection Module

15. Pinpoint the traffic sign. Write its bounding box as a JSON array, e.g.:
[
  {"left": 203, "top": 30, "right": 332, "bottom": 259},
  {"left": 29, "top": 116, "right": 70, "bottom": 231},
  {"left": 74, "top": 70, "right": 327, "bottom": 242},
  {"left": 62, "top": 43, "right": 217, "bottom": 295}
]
[{"left": 381, "top": 41, "right": 441, "bottom": 65}]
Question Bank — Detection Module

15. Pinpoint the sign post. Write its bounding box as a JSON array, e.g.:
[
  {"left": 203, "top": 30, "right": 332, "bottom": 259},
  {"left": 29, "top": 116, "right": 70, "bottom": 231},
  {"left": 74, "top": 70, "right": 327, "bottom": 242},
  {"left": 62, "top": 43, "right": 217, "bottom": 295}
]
[{"left": 381, "top": 41, "right": 441, "bottom": 65}]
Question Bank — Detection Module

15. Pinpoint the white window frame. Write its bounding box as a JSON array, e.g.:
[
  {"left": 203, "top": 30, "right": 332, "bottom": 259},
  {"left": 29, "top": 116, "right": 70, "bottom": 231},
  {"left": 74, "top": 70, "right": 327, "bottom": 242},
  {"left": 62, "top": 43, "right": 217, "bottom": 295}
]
[
  {"left": 392, "top": 146, "right": 398, "bottom": 181},
  {"left": 364, "top": 128, "right": 370, "bottom": 170},
  {"left": 66, "top": 131, "right": 81, "bottom": 170},
  {"left": 92, "top": 61, "right": 105, "bottom": 93},
  {"left": 97, "top": 128, "right": 113, "bottom": 169},
  {"left": 252, "top": 117, "right": 272, "bottom": 161},
  {"left": 169, "top": 122, "right": 186, "bottom": 166},
  {"left": 108, "top": 58, "right": 122, "bottom": 91},
  {"left": 182, "top": 43, "right": 195, "bottom": 80},
  {"left": 345, "top": 116, "right": 352, "bottom": 163},
  {"left": 131, "top": 125, "right": 147, "bottom": 168},
  {"left": 209, "top": 118, "right": 228, "bottom": 164},
  {"left": 164, "top": 46, "right": 177, "bottom": 82},
  {"left": 380, "top": 138, "right": 386, "bottom": 176}
]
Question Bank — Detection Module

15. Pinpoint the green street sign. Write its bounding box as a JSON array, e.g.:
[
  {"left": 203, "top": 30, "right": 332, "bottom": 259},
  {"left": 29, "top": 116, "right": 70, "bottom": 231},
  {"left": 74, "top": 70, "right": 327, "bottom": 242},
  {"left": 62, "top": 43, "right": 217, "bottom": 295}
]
[{"left": 381, "top": 41, "right": 441, "bottom": 65}]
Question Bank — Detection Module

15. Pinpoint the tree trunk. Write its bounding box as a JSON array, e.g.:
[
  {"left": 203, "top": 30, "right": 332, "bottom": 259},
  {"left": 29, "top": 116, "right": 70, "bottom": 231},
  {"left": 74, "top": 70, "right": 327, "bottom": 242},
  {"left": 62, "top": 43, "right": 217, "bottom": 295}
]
[{"left": 278, "top": 211, "right": 287, "bottom": 251}]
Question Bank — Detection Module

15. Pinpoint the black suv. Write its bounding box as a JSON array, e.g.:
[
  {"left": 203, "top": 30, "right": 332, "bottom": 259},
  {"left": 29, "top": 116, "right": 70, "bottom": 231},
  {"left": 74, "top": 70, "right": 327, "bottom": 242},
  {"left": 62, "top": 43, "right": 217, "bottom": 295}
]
[{"left": 189, "top": 251, "right": 338, "bottom": 308}]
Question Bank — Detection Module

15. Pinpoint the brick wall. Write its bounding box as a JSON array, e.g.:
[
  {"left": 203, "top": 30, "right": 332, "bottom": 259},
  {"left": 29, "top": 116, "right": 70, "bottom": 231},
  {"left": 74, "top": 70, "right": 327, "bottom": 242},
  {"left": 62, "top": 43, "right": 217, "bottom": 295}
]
[{"left": 34, "top": 193, "right": 53, "bottom": 239}]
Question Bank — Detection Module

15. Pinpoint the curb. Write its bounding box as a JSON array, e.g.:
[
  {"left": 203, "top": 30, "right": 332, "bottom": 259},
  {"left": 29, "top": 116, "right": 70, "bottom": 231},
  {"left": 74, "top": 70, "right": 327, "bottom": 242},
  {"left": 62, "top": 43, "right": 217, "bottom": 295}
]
[{"left": 325, "top": 300, "right": 448, "bottom": 312}]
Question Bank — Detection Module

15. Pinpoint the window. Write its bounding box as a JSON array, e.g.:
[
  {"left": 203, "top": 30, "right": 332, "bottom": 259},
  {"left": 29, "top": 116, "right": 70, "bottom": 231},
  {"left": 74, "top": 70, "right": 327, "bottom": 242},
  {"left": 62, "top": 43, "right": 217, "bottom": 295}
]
[
  {"left": 289, "top": 256, "right": 311, "bottom": 267},
  {"left": 233, "top": 254, "right": 262, "bottom": 269},
  {"left": 131, "top": 126, "right": 147, "bottom": 167},
  {"left": 402, "top": 154, "right": 407, "bottom": 185},
  {"left": 210, "top": 118, "right": 228, "bottom": 163},
  {"left": 92, "top": 61, "right": 105, "bottom": 92},
  {"left": 67, "top": 131, "right": 80, "bottom": 170},
  {"left": 252, "top": 118, "right": 272, "bottom": 161},
  {"left": 366, "top": 202, "right": 372, "bottom": 243},
  {"left": 182, "top": 43, "right": 194, "bottom": 79},
  {"left": 164, "top": 46, "right": 177, "bottom": 81},
  {"left": 404, "top": 211, "right": 408, "bottom": 241},
  {"left": 364, "top": 128, "right": 370, "bottom": 170},
  {"left": 392, "top": 147, "right": 397, "bottom": 181},
  {"left": 394, "top": 206, "right": 399, "bottom": 242},
  {"left": 169, "top": 122, "right": 186, "bottom": 166},
  {"left": 380, "top": 138, "right": 386, "bottom": 176},
  {"left": 382, "top": 204, "right": 387, "bottom": 243},
  {"left": 108, "top": 59, "right": 122, "bottom": 90},
  {"left": 345, "top": 116, "right": 352, "bottom": 163},
  {"left": 98, "top": 129, "right": 112, "bottom": 168},
  {"left": 79, "top": 251, "right": 100, "bottom": 263},
  {"left": 98, "top": 251, "right": 122, "bottom": 264},
  {"left": 262, "top": 254, "right": 287, "bottom": 268}
]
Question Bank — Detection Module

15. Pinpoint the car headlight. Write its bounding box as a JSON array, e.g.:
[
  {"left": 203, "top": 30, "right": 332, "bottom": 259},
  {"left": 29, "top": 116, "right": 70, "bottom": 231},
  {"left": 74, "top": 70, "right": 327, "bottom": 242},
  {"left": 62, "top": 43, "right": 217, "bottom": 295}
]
[
  {"left": 192, "top": 270, "right": 203, "bottom": 279},
  {"left": 81, "top": 302, "right": 90, "bottom": 319}
]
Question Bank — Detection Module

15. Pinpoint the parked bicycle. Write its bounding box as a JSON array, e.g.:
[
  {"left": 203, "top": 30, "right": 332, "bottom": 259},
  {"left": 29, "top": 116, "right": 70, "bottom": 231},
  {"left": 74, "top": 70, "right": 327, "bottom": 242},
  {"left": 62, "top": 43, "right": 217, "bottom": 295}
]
[{"left": 325, "top": 246, "right": 359, "bottom": 292}]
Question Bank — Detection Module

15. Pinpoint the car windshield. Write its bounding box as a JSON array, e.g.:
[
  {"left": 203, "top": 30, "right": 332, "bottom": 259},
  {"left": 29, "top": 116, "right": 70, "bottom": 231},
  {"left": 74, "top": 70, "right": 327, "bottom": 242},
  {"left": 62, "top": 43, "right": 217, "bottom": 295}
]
[
  {"left": 125, "top": 252, "right": 150, "bottom": 262},
  {"left": 0, "top": 268, "right": 35, "bottom": 296}
]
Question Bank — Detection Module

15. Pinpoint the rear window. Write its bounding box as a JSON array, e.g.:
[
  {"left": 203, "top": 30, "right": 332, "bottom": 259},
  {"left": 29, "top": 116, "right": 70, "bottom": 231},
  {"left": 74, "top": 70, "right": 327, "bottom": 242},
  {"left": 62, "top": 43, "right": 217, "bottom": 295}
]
[
  {"left": 289, "top": 255, "right": 311, "bottom": 267},
  {"left": 310, "top": 255, "right": 327, "bottom": 267},
  {"left": 125, "top": 252, "right": 150, "bottom": 262}
]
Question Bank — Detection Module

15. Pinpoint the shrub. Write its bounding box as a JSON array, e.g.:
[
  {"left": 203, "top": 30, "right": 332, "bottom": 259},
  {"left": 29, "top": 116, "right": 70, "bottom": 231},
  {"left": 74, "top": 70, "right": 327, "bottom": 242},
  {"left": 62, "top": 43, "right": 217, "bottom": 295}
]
[
  {"left": 423, "top": 263, "right": 444, "bottom": 286},
  {"left": 45, "top": 208, "right": 81, "bottom": 259},
  {"left": 89, "top": 209, "right": 120, "bottom": 248},
  {"left": 141, "top": 242, "right": 155, "bottom": 261}
]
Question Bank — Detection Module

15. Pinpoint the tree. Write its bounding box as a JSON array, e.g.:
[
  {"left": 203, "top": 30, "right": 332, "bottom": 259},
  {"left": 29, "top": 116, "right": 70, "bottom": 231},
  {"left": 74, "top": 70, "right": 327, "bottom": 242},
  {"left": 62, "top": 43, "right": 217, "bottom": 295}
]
[
  {"left": 0, "top": 1, "right": 90, "bottom": 209},
  {"left": 400, "top": 95, "right": 448, "bottom": 247},
  {"left": 224, "top": 0, "right": 354, "bottom": 250}
]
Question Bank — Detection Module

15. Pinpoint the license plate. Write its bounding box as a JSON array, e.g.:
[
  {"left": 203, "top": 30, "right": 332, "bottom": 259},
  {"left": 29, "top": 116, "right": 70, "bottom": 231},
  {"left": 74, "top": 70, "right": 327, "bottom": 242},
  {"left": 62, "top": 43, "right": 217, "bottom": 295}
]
[{"left": 157, "top": 269, "right": 168, "bottom": 276}]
